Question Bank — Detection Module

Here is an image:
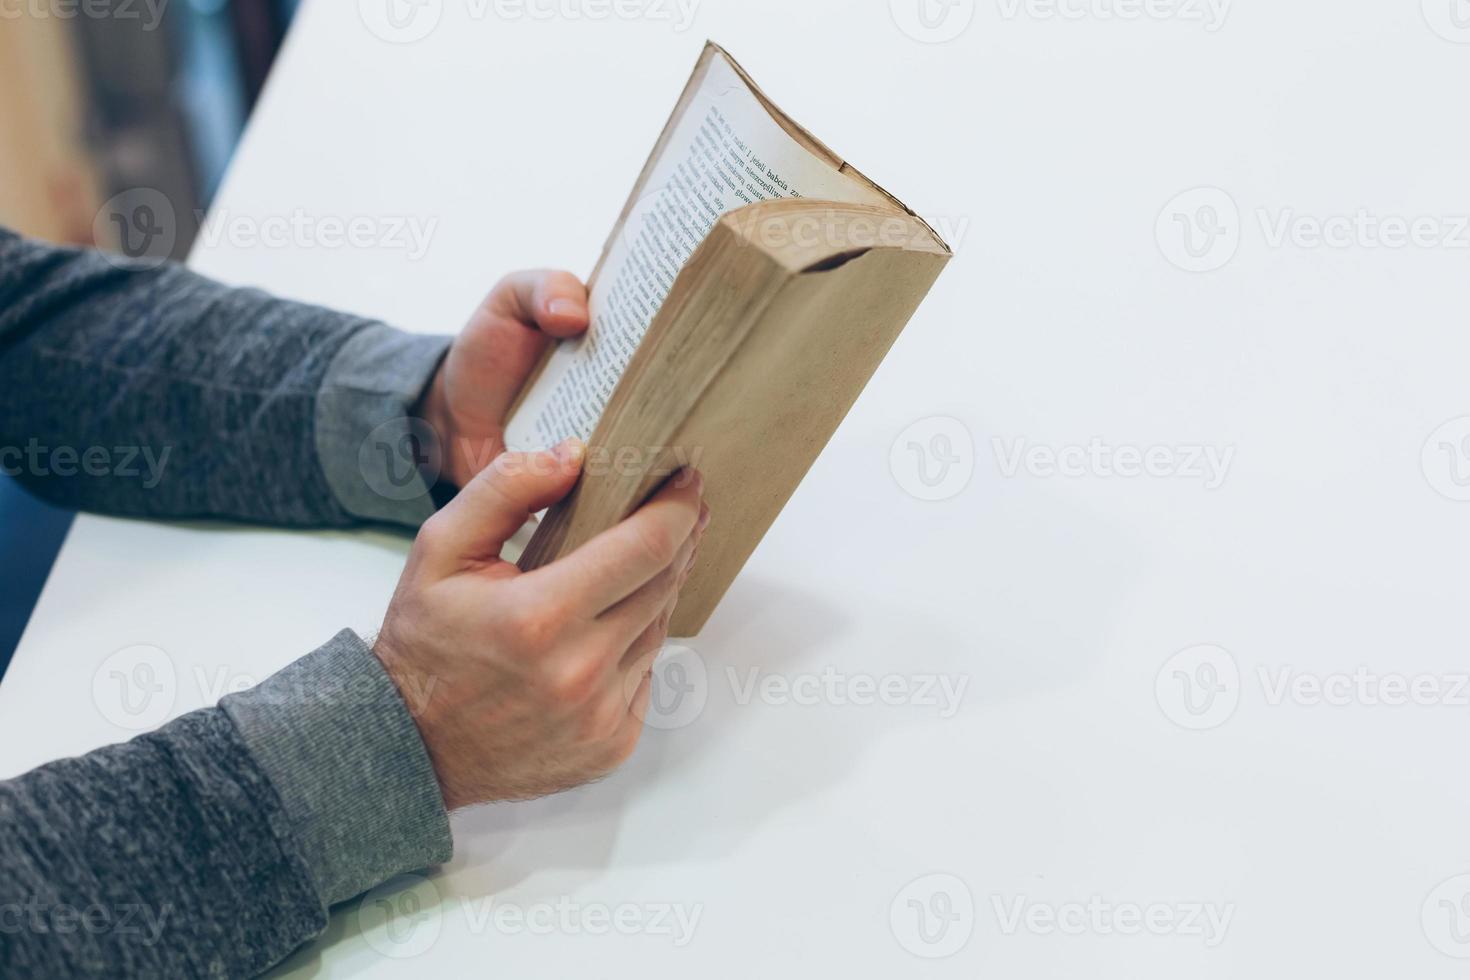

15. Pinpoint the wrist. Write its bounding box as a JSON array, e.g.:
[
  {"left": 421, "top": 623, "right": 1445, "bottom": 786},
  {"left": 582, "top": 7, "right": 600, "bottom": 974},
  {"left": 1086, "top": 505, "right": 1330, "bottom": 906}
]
[
  {"left": 315, "top": 326, "right": 453, "bottom": 526},
  {"left": 371, "top": 627, "right": 467, "bottom": 810},
  {"left": 221, "top": 630, "right": 453, "bottom": 902},
  {"left": 415, "top": 369, "right": 464, "bottom": 490}
]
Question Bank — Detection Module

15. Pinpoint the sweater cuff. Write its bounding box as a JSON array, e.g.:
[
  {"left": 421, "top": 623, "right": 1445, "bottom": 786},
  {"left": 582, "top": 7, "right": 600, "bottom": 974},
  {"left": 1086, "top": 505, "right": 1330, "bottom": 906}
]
[
  {"left": 220, "top": 629, "right": 453, "bottom": 908},
  {"left": 315, "top": 323, "right": 452, "bottom": 527}
]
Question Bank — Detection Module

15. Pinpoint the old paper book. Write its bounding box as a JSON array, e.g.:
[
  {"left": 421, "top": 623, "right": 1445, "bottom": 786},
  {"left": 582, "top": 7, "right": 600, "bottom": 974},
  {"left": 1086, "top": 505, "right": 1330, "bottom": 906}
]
[{"left": 510, "top": 42, "right": 951, "bottom": 636}]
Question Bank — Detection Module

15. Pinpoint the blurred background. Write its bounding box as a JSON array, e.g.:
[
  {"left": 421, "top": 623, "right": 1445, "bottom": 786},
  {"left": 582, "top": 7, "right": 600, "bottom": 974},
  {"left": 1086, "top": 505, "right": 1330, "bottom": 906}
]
[
  {"left": 1, "top": 0, "right": 302, "bottom": 670},
  {"left": 1, "top": 0, "right": 301, "bottom": 250}
]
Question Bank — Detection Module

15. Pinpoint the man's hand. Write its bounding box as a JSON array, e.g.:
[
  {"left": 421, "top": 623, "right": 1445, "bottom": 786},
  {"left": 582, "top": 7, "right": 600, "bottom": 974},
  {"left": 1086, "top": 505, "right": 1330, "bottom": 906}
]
[
  {"left": 373, "top": 440, "right": 710, "bottom": 810},
  {"left": 417, "top": 270, "right": 590, "bottom": 489}
]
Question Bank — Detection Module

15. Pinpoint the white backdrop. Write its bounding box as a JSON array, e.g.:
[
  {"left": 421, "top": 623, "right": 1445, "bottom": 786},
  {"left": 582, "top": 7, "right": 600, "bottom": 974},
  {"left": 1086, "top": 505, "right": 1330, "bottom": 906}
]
[{"left": 4, "top": 0, "right": 1470, "bottom": 975}]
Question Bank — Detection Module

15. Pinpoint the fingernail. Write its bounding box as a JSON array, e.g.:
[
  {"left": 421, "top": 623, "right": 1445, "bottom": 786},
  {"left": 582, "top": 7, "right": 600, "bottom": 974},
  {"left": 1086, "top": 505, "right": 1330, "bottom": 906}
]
[
  {"left": 547, "top": 298, "right": 583, "bottom": 318},
  {"left": 553, "top": 437, "right": 585, "bottom": 466},
  {"left": 696, "top": 504, "right": 711, "bottom": 532},
  {"left": 690, "top": 469, "right": 705, "bottom": 494}
]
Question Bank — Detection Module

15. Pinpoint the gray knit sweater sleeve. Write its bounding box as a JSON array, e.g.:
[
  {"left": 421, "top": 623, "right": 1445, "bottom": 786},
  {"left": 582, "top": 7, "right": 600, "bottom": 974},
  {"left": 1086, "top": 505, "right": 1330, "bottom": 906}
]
[
  {"left": 0, "top": 229, "right": 456, "bottom": 976},
  {"left": 0, "top": 226, "right": 449, "bottom": 527}
]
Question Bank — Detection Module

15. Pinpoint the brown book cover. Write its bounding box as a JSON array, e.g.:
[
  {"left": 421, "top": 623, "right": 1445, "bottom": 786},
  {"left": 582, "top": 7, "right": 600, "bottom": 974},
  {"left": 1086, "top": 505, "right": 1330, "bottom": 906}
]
[{"left": 513, "top": 42, "right": 951, "bottom": 636}]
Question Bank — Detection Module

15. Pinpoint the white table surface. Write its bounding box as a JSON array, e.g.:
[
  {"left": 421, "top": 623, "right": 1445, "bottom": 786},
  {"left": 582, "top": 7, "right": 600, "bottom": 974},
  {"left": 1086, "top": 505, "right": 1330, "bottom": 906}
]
[{"left": 5, "top": 0, "right": 1470, "bottom": 975}]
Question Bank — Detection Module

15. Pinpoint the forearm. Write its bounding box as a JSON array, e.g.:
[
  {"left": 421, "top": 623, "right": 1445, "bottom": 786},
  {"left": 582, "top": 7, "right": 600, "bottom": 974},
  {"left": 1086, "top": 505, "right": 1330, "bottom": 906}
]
[
  {"left": 0, "top": 709, "right": 324, "bottom": 977},
  {"left": 0, "top": 631, "right": 452, "bottom": 978},
  {"left": 0, "top": 228, "right": 450, "bottom": 527}
]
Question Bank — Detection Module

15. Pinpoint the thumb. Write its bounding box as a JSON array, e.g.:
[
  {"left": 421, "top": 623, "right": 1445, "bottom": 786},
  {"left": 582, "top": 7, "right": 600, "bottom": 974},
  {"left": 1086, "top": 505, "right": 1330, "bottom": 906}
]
[{"left": 428, "top": 438, "right": 585, "bottom": 566}]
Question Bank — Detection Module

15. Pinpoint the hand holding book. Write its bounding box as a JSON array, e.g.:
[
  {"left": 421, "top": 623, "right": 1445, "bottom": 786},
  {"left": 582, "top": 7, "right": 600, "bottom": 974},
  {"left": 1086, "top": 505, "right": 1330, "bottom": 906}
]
[{"left": 416, "top": 270, "right": 592, "bottom": 490}]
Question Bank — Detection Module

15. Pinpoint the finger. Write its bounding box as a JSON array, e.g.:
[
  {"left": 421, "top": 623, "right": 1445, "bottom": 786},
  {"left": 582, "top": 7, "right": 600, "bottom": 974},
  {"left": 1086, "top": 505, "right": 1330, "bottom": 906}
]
[
  {"left": 597, "top": 677, "right": 653, "bottom": 770},
  {"left": 616, "top": 505, "right": 706, "bottom": 672},
  {"left": 619, "top": 588, "right": 680, "bottom": 674},
  {"left": 523, "top": 468, "right": 703, "bottom": 615},
  {"left": 470, "top": 271, "right": 589, "bottom": 422},
  {"left": 486, "top": 269, "right": 589, "bottom": 339},
  {"left": 423, "top": 441, "right": 584, "bottom": 569},
  {"left": 686, "top": 502, "right": 710, "bottom": 577},
  {"left": 621, "top": 661, "right": 655, "bottom": 720},
  {"left": 597, "top": 524, "right": 698, "bottom": 647}
]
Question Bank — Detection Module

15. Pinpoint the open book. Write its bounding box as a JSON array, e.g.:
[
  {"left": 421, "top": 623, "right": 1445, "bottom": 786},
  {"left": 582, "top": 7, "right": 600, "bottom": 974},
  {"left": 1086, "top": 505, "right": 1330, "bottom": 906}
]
[{"left": 510, "top": 42, "right": 951, "bottom": 636}]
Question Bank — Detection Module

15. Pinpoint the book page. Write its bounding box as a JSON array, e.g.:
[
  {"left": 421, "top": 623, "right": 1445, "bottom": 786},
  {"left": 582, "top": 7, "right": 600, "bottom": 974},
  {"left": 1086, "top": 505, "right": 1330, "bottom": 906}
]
[{"left": 503, "top": 52, "right": 888, "bottom": 453}]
